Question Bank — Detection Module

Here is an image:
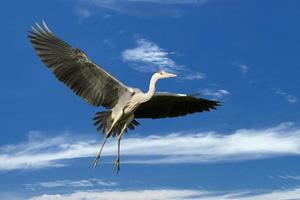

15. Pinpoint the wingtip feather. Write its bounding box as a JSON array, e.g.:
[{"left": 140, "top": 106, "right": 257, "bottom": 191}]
[
  {"left": 31, "top": 25, "right": 39, "bottom": 33},
  {"left": 42, "top": 20, "right": 52, "bottom": 33}
]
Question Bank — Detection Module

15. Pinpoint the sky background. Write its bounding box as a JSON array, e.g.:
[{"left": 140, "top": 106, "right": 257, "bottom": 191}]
[{"left": 1, "top": 0, "right": 300, "bottom": 199}]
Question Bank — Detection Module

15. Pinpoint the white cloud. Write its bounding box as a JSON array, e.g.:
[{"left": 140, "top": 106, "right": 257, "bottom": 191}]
[
  {"left": 200, "top": 89, "right": 230, "bottom": 100},
  {"left": 80, "top": 0, "right": 208, "bottom": 16},
  {"left": 274, "top": 89, "right": 298, "bottom": 104},
  {"left": 122, "top": 38, "right": 204, "bottom": 80},
  {"left": 29, "top": 187, "right": 300, "bottom": 200},
  {"left": 30, "top": 189, "right": 207, "bottom": 200},
  {"left": 24, "top": 179, "right": 117, "bottom": 190},
  {"left": 122, "top": 38, "right": 180, "bottom": 73},
  {"left": 2, "top": 123, "right": 300, "bottom": 170},
  {"left": 236, "top": 188, "right": 300, "bottom": 200}
]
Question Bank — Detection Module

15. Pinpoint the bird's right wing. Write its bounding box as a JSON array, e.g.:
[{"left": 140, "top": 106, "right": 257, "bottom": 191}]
[
  {"left": 134, "top": 92, "right": 220, "bottom": 119},
  {"left": 28, "top": 22, "right": 130, "bottom": 108}
]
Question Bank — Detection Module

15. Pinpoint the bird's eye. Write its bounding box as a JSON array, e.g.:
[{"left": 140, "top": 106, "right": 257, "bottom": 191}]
[{"left": 160, "top": 72, "right": 163, "bottom": 75}]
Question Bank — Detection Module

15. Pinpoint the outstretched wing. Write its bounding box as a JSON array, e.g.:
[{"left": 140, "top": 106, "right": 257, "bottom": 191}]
[
  {"left": 134, "top": 92, "right": 220, "bottom": 119},
  {"left": 28, "top": 22, "right": 129, "bottom": 108}
]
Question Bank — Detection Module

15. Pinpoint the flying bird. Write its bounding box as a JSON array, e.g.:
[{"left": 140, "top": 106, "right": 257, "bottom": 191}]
[{"left": 28, "top": 21, "right": 220, "bottom": 173}]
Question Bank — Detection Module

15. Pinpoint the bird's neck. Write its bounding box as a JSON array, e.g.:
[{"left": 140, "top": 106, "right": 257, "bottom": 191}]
[{"left": 144, "top": 75, "right": 158, "bottom": 101}]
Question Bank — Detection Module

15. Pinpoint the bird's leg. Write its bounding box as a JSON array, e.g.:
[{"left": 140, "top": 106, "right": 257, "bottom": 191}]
[
  {"left": 93, "top": 113, "right": 122, "bottom": 169},
  {"left": 114, "top": 124, "right": 127, "bottom": 174},
  {"left": 92, "top": 134, "right": 108, "bottom": 169}
]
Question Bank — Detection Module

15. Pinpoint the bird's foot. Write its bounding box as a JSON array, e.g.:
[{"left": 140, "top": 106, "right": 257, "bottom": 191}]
[
  {"left": 113, "top": 158, "right": 120, "bottom": 174},
  {"left": 92, "top": 156, "right": 100, "bottom": 169}
]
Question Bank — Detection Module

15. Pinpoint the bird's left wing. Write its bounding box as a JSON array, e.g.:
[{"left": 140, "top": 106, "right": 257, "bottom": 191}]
[
  {"left": 28, "top": 22, "right": 130, "bottom": 108},
  {"left": 134, "top": 92, "right": 220, "bottom": 119}
]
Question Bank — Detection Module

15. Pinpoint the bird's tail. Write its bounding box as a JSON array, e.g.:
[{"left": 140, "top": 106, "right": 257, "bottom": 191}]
[
  {"left": 93, "top": 111, "right": 140, "bottom": 137},
  {"left": 93, "top": 111, "right": 112, "bottom": 134}
]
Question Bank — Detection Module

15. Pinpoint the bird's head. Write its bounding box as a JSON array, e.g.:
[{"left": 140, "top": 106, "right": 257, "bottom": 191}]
[{"left": 154, "top": 70, "right": 177, "bottom": 79}]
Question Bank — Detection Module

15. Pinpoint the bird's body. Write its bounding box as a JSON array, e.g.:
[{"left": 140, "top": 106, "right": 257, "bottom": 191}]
[{"left": 29, "top": 21, "right": 220, "bottom": 173}]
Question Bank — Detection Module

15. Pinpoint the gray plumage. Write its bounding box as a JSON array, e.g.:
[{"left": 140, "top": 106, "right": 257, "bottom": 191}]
[{"left": 28, "top": 22, "right": 220, "bottom": 173}]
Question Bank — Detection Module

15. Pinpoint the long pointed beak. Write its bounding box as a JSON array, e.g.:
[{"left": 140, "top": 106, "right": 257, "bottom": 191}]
[{"left": 167, "top": 72, "right": 177, "bottom": 78}]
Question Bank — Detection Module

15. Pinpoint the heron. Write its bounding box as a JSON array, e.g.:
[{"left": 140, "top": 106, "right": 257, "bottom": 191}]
[{"left": 28, "top": 22, "right": 220, "bottom": 173}]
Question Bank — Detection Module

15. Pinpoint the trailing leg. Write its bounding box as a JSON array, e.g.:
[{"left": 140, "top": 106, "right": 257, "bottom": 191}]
[
  {"left": 92, "top": 134, "right": 109, "bottom": 169},
  {"left": 92, "top": 111, "right": 122, "bottom": 169},
  {"left": 114, "top": 124, "right": 127, "bottom": 173},
  {"left": 114, "top": 116, "right": 133, "bottom": 173}
]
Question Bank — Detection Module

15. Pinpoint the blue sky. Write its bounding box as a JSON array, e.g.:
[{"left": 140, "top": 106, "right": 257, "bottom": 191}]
[{"left": 1, "top": 0, "right": 300, "bottom": 199}]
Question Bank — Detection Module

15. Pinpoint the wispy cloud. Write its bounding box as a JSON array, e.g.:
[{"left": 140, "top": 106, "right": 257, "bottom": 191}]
[
  {"left": 30, "top": 189, "right": 207, "bottom": 200},
  {"left": 200, "top": 89, "right": 230, "bottom": 100},
  {"left": 183, "top": 73, "right": 206, "bottom": 80},
  {"left": 273, "top": 89, "right": 298, "bottom": 104},
  {"left": 122, "top": 38, "right": 205, "bottom": 80},
  {"left": 73, "top": 7, "right": 93, "bottom": 23},
  {"left": 29, "top": 187, "right": 300, "bottom": 200},
  {"left": 80, "top": 0, "right": 208, "bottom": 16},
  {"left": 232, "top": 62, "right": 249, "bottom": 75},
  {"left": 126, "top": 0, "right": 207, "bottom": 4},
  {"left": 272, "top": 175, "right": 300, "bottom": 181},
  {"left": 1, "top": 123, "right": 300, "bottom": 170},
  {"left": 238, "top": 64, "right": 249, "bottom": 74},
  {"left": 24, "top": 179, "right": 117, "bottom": 191}
]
